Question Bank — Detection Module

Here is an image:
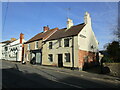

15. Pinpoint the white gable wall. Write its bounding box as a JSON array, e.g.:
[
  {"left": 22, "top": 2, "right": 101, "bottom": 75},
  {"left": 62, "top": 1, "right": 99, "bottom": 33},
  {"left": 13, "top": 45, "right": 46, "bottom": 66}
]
[{"left": 78, "top": 13, "right": 98, "bottom": 52}]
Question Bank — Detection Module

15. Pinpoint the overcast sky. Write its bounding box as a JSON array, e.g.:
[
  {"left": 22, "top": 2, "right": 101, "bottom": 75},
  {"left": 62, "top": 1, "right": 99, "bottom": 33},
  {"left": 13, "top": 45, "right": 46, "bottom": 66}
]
[{"left": 2, "top": 2, "right": 118, "bottom": 50}]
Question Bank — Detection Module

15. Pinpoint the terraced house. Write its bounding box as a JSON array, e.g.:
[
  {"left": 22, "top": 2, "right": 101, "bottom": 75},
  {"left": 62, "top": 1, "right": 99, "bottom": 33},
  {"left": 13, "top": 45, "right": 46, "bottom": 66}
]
[
  {"left": 24, "top": 12, "right": 99, "bottom": 70},
  {"left": 42, "top": 12, "right": 99, "bottom": 70},
  {"left": 24, "top": 26, "right": 58, "bottom": 64},
  {"left": 1, "top": 33, "right": 26, "bottom": 62}
]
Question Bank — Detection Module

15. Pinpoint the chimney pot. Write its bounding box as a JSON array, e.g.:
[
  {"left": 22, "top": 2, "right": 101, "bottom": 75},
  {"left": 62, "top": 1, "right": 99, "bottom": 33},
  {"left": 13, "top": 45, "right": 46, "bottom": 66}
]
[{"left": 43, "top": 26, "right": 49, "bottom": 32}]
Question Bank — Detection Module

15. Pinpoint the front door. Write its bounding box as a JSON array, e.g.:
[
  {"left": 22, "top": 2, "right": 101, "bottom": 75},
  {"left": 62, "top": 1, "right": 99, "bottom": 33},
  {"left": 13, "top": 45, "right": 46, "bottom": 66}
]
[
  {"left": 36, "top": 52, "right": 42, "bottom": 64},
  {"left": 58, "top": 54, "right": 63, "bottom": 67}
]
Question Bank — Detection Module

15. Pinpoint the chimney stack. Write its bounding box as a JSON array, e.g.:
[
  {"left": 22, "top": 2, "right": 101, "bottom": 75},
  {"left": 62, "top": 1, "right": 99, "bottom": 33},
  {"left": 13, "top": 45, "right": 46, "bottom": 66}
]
[
  {"left": 84, "top": 12, "right": 91, "bottom": 25},
  {"left": 43, "top": 25, "right": 49, "bottom": 32},
  {"left": 20, "top": 33, "right": 24, "bottom": 44},
  {"left": 67, "top": 18, "right": 73, "bottom": 29},
  {"left": 11, "top": 38, "right": 16, "bottom": 41}
]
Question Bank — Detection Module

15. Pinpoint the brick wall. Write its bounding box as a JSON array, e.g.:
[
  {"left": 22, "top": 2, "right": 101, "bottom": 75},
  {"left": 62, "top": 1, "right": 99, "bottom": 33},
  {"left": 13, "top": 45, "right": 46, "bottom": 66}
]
[{"left": 78, "top": 49, "right": 96, "bottom": 70}]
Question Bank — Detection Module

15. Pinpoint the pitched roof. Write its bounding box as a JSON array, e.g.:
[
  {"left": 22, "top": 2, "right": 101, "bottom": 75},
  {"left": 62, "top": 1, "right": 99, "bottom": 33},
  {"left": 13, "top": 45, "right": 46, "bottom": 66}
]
[
  {"left": 46, "top": 23, "right": 85, "bottom": 41},
  {"left": 1, "top": 40, "right": 13, "bottom": 44},
  {"left": 25, "top": 28, "right": 58, "bottom": 44}
]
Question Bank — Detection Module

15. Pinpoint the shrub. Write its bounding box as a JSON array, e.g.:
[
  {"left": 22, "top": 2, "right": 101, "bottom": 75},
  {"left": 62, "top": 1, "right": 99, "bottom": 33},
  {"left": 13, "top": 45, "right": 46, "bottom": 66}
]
[{"left": 103, "top": 56, "right": 114, "bottom": 63}]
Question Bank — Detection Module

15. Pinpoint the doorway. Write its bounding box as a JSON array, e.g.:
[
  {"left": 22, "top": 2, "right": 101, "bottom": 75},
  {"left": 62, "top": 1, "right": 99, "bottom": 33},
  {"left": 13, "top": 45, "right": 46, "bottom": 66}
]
[
  {"left": 58, "top": 54, "right": 63, "bottom": 67},
  {"left": 36, "top": 52, "right": 42, "bottom": 65},
  {"left": 30, "top": 49, "right": 42, "bottom": 65}
]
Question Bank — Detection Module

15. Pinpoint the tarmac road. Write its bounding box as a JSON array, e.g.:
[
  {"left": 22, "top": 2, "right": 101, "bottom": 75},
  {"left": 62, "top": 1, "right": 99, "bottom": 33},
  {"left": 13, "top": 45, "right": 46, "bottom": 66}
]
[{"left": 2, "top": 60, "right": 120, "bottom": 88}]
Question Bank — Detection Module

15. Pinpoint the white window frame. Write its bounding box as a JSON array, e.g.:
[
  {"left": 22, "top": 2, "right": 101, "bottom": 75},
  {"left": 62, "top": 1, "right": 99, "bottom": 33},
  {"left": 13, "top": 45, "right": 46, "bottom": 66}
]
[
  {"left": 49, "top": 42, "right": 52, "bottom": 49},
  {"left": 28, "top": 44, "right": 30, "bottom": 50},
  {"left": 48, "top": 54, "right": 53, "bottom": 62},
  {"left": 35, "top": 41, "right": 39, "bottom": 49},
  {"left": 64, "top": 38, "right": 69, "bottom": 47},
  {"left": 58, "top": 39, "right": 62, "bottom": 47},
  {"left": 65, "top": 53, "right": 70, "bottom": 62}
]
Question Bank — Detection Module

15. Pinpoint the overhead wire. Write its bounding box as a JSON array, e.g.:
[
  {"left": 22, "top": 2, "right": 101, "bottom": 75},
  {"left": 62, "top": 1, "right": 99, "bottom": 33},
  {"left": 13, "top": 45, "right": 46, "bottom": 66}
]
[{"left": 3, "top": 0, "right": 9, "bottom": 31}]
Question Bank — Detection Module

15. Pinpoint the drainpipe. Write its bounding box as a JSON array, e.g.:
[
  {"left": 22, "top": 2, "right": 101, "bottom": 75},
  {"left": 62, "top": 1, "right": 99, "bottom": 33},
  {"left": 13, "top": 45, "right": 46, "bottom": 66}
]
[{"left": 72, "top": 36, "right": 74, "bottom": 70}]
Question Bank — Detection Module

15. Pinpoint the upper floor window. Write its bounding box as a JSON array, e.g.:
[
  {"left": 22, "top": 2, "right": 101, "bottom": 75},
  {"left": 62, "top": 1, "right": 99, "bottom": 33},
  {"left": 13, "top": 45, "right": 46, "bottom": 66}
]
[
  {"left": 28, "top": 44, "right": 30, "bottom": 50},
  {"left": 5, "top": 47, "right": 8, "bottom": 51},
  {"left": 58, "top": 39, "right": 62, "bottom": 47},
  {"left": 64, "top": 38, "right": 69, "bottom": 47},
  {"left": 65, "top": 53, "right": 70, "bottom": 62},
  {"left": 35, "top": 41, "right": 39, "bottom": 49},
  {"left": 49, "top": 42, "right": 52, "bottom": 49},
  {"left": 48, "top": 54, "right": 53, "bottom": 62}
]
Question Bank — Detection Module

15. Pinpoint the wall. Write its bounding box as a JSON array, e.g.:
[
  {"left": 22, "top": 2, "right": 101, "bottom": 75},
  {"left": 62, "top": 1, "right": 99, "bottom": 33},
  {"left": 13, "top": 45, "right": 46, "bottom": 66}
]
[
  {"left": 77, "top": 14, "right": 98, "bottom": 70},
  {"left": 0, "top": 43, "right": 4, "bottom": 59},
  {"left": 42, "top": 36, "right": 79, "bottom": 68},
  {"left": 78, "top": 24, "right": 98, "bottom": 52},
  {"left": 78, "top": 49, "right": 96, "bottom": 70},
  {"left": 103, "top": 63, "right": 120, "bottom": 78},
  {"left": 24, "top": 44, "right": 30, "bottom": 62},
  {"left": 24, "top": 40, "right": 42, "bottom": 62}
]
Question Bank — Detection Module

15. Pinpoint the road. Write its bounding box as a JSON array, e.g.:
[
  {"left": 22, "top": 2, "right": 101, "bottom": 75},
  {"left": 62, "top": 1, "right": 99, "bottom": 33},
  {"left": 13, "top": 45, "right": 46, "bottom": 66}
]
[{"left": 1, "top": 60, "right": 120, "bottom": 88}]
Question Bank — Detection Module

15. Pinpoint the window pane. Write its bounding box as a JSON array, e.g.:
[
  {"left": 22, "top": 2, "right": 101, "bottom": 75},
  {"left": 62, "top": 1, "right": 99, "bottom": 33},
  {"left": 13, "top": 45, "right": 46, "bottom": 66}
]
[
  {"left": 36, "top": 41, "right": 38, "bottom": 48},
  {"left": 64, "top": 39, "right": 69, "bottom": 47},
  {"left": 58, "top": 39, "right": 62, "bottom": 47},
  {"left": 49, "top": 42, "right": 52, "bottom": 49},
  {"left": 48, "top": 54, "right": 53, "bottom": 62},
  {"left": 65, "top": 53, "right": 70, "bottom": 62},
  {"left": 28, "top": 44, "right": 30, "bottom": 50}
]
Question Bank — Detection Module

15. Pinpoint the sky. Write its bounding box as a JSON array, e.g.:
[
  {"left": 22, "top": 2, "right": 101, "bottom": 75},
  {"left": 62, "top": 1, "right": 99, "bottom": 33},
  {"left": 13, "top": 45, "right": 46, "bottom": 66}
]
[{"left": 2, "top": 2, "right": 118, "bottom": 50}]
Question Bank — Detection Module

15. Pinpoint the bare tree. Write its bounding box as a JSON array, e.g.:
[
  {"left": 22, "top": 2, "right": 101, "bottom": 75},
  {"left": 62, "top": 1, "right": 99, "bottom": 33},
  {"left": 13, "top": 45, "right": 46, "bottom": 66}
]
[{"left": 114, "top": 27, "right": 120, "bottom": 42}]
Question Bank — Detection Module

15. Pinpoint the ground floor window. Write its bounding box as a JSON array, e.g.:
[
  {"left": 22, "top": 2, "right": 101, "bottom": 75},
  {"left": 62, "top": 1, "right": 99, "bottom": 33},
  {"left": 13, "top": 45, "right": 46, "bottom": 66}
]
[
  {"left": 48, "top": 54, "right": 53, "bottom": 62},
  {"left": 65, "top": 53, "right": 70, "bottom": 62}
]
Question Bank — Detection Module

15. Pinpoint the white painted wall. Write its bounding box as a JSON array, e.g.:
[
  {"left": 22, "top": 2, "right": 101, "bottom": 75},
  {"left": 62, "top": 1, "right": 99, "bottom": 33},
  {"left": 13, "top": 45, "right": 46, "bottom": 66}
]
[
  {"left": 78, "top": 12, "right": 98, "bottom": 52},
  {"left": 1, "top": 43, "right": 6, "bottom": 59},
  {"left": 0, "top": 43, "right": 4, "bottom": 59},
  {"left": 2, "top": 39, "right": 26, "bottom": 61}
]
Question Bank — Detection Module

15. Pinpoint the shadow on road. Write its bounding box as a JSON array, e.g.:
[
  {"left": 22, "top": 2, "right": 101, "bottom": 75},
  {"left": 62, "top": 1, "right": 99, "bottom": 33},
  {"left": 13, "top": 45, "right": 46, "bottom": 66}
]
[
  {"left": 84, "top": 65, "right": 110, "bottom": 75},
  {"left": 2, "top": 66, "right": 119, "bottom": 89},
  {"left": 2, "top": 67, "right": 77, "bottom": 89}
]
